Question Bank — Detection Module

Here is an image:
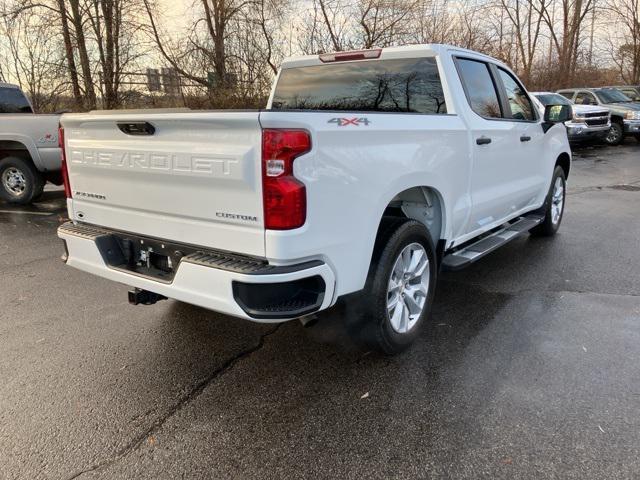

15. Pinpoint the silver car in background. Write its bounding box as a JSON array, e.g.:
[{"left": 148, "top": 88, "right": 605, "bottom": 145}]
[
  {"left": 0, "top": 83, "right": 62, "bottom": 204},
  {"left": 532, "top": 92, "right": 611, "bottom": 144}
]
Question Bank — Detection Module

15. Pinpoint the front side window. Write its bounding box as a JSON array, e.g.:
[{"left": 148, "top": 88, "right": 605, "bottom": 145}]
[
  {"left": 271, "top": 57, "right": 447, "bottom": 114},
  {"left": 595, "top": 89, "right": 632, "bottom": 103},
  {"left": 575, "top": 92, "right": 598, "bottom": 105},
  {"left": 0, "top": 87, "right": 33, "bottom": 113},
  {"left": 497, "top": 69, "right": 535, "bottom": 120},
  {"left": 456, "top": 58, "right": 502, "bottom": 118},
  {"left": 558, "top": 91, "right": 575, "bottom": 100}
]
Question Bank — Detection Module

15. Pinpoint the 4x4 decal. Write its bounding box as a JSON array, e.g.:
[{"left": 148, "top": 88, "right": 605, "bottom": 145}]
[{"left": 328, "top": 117, "right": 371, "bottom": 127}]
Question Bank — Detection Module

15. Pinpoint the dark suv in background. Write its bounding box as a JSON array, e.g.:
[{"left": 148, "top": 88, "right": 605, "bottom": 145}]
[{"left": 557, "top": 88, "right": 640, "bottom": 145}]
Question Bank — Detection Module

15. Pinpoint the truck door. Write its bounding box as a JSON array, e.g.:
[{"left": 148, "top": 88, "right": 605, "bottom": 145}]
[
  {"left": 492, "top": 66, "right": 546, "bottom": 211},
  {"left": 455, "top": 57, "right": 530, "bottom": 235}
]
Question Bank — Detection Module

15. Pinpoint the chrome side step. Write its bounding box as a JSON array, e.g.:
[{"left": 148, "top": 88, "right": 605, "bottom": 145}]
[{"left": 442, "top": 214, "right": 544, "bottom": 271}]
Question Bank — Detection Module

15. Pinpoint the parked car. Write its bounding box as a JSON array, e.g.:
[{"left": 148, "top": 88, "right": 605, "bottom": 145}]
[
  {"left": 532, "top": 92, "right": 610, "bottom": 143},
  {"left": 57, "top": 44, "right": 572, "bottom": 354},
  {"left": 557, "top": 87, "right": 640, "bottom": 145},
  {"left": 609, "top": 86, "right": 640, "bottom": 102},
  {"left": 0, "top": 83, "right": 62, "bottom": 204}
]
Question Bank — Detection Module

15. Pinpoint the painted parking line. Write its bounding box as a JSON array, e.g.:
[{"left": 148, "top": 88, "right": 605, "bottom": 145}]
[{"left": 0, "top": 210, "right": 54, "bottom": 216}]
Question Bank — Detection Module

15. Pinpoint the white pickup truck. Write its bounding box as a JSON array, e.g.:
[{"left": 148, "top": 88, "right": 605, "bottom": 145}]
[
  {"left": 0, "top": 83, "right": 62, "bottom": 204},
  {"left": 58, "top": 45, "right": 572, "bottom": 354}
]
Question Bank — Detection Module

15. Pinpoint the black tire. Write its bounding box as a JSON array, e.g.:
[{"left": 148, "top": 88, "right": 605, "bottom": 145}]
[
  {"left": 531, "top": 166, "right": 566, "bottom": 237},
  {"left": 635, "top": 134, "right": 640, "bottom": 143},
  {"left": 0, "top": 156, "right": 45, "bottom": 205},
  {"left": 604, "top": 121, "right": 624, "bottom": 146},
  {"left": 348, "top": 218, "right": 438, "bottom": 355}
]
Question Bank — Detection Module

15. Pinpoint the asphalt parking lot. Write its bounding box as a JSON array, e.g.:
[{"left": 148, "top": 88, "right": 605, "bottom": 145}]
[{"left": 1, "top": 141, "right": 639, "bottom": 480}]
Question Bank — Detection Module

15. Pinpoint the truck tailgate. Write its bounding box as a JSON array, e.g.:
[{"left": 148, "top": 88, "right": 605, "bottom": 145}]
[{"left": 61, "top": 111, "right": 265, "bottom": 257}]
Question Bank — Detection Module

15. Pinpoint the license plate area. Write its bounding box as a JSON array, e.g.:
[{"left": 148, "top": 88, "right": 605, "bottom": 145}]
[{"left": 95, "top": 233, "right": 198, "bottom": 283}]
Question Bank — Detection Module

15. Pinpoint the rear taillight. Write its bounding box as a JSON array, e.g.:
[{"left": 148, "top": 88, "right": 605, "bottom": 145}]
[
  {"left": 262, "top": 129, "right": 311, "bottom": 230},
  {"left": 58, "top": 125, "right": 71, "bottom": 198}
]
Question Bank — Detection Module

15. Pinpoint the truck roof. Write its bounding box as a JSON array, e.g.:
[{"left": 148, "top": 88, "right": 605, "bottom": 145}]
[
  {"left": 280, "top": 44, "right": 509, "bottom": 70},
  {"left": 0, "top": 82, "right": 20, "bottom": 89},
  {"left": 559, "top": 87, "right": 620, "bottom": 92}
]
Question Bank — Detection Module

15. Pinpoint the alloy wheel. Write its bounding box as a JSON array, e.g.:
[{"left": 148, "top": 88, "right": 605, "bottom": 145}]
[{"left": 386, "top": 243, "right": 430, "bottom": 334}]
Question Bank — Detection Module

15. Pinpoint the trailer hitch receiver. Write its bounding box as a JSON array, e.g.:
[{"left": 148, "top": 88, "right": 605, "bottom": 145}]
[{"left": 128, "top": 288, "right": 167, "bottom": 306}]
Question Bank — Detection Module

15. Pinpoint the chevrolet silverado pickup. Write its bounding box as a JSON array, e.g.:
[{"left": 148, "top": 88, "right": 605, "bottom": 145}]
[
  {"left": 532, "top": 92, "right": 610, "bottom": 143},
  {"left": 58, "top": 45, "right": 572, "bottom": 354},
  {"left": 0, "top": 83, "right": 62, "bottom": 204},
  {"left": 557, "top": 87, "right": 640, "bottom": 145}
]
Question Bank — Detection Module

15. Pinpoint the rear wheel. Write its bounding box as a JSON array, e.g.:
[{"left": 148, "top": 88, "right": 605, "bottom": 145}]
[
  {"left": 604, "top": 121, "right": 624, "bottom": 146},
  {"left": 531, "top": 166, "right": 566, "bottom": 237},
  {"left": 349, "top": 219, "right": 437, "bottom": 355},
  {"left": 0, "top": 156, "right": 45, "bottom": 205}
]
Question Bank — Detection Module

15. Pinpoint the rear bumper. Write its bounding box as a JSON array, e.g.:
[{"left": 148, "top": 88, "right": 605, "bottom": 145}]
[{"left": 58, "top": 222, "right": 336, "bottom": 323}]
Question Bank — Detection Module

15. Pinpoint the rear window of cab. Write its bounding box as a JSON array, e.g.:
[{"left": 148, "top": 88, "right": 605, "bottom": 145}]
[
  {"left": 271, "top": 57, "right": 447, "bottom": 114},
  {"left": 0, "top": 87, "right": 33, "bottom": 113}
]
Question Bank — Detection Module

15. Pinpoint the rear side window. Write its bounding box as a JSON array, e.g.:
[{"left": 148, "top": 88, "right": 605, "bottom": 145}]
[
  {"left": 456, "top": 59, "right": 502, "bottom": 118},
  {"left": 497, "top": 68, "right": 536, "bottom": 120},
  {"left": 271, "top": 57, "right": 447, "bottom": 114},
  {"left": 558, "top": 91, "right": 575, "bottom": 100},
  {"left": 0, "top": 87, "right": 33, "bottom": 113}
]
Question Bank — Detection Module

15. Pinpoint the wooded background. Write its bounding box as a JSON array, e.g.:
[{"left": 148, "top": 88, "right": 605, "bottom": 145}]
[{"left": 1, "top": 0, "right": 638, "bottom": 112}]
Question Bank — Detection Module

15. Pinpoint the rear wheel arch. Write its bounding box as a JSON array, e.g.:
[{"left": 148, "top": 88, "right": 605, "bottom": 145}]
[
  {"left": 377, "top": 186, "right": 445, "bottom": 245},
  {"left": 0, "top": 139, "right": 39, "bottom": 169}
]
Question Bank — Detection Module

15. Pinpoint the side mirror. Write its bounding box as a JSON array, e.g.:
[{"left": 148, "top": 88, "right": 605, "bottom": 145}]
[
  {"left": 542, "top": 104, "right": 571, "bottom": 133},
  {"left": 544, "top": 104, "right": 571, "bottom": 123}
]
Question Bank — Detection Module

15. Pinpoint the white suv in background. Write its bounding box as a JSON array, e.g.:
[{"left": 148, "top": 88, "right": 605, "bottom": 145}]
[{"left": 532, "top": 92, "right": 610, "bottom": 143}]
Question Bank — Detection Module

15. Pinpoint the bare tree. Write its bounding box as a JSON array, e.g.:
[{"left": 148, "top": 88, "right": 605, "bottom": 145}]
[
  {"left": 56, "top": 0, "right": 82, "bottom": 107},
  {"left": 497, "top": 0, "right": 545, "bottom": 85},
  {"left": 85, "top": 0, "right": 147, "bottom": 109},
  {"left": 0, "top": 9, "right": 67, "bottom": 111},
  {"left": 67, "top": 0, "right": 97, "bottom": 109},
  {"left": 358, "top": 0, "right": 419, "bottom": 48},
  {"left": 535, "top": 0, "right": 597, "bottom": 85},
  {"left": 605, "top": 0, "right": 640, "bottom": 83}
]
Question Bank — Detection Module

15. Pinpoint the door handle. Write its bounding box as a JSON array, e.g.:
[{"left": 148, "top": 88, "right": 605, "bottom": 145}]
[
  {"left": 520, "top": 135, "right": 532, "bottom": 142},
  {"left": 476, "top": 136, "right": 492, "bottom": 145}
]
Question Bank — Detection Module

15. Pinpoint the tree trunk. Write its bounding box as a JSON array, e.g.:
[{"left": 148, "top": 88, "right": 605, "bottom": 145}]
[
  {"left": 56, "top": 0, "right": 82, "bottom": 108},
  {"left": 69, "top": 0, "right": 97, "bottom": 109},
  {"left": 100, "top": 0, "right": 117, "bottom": 108}
]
